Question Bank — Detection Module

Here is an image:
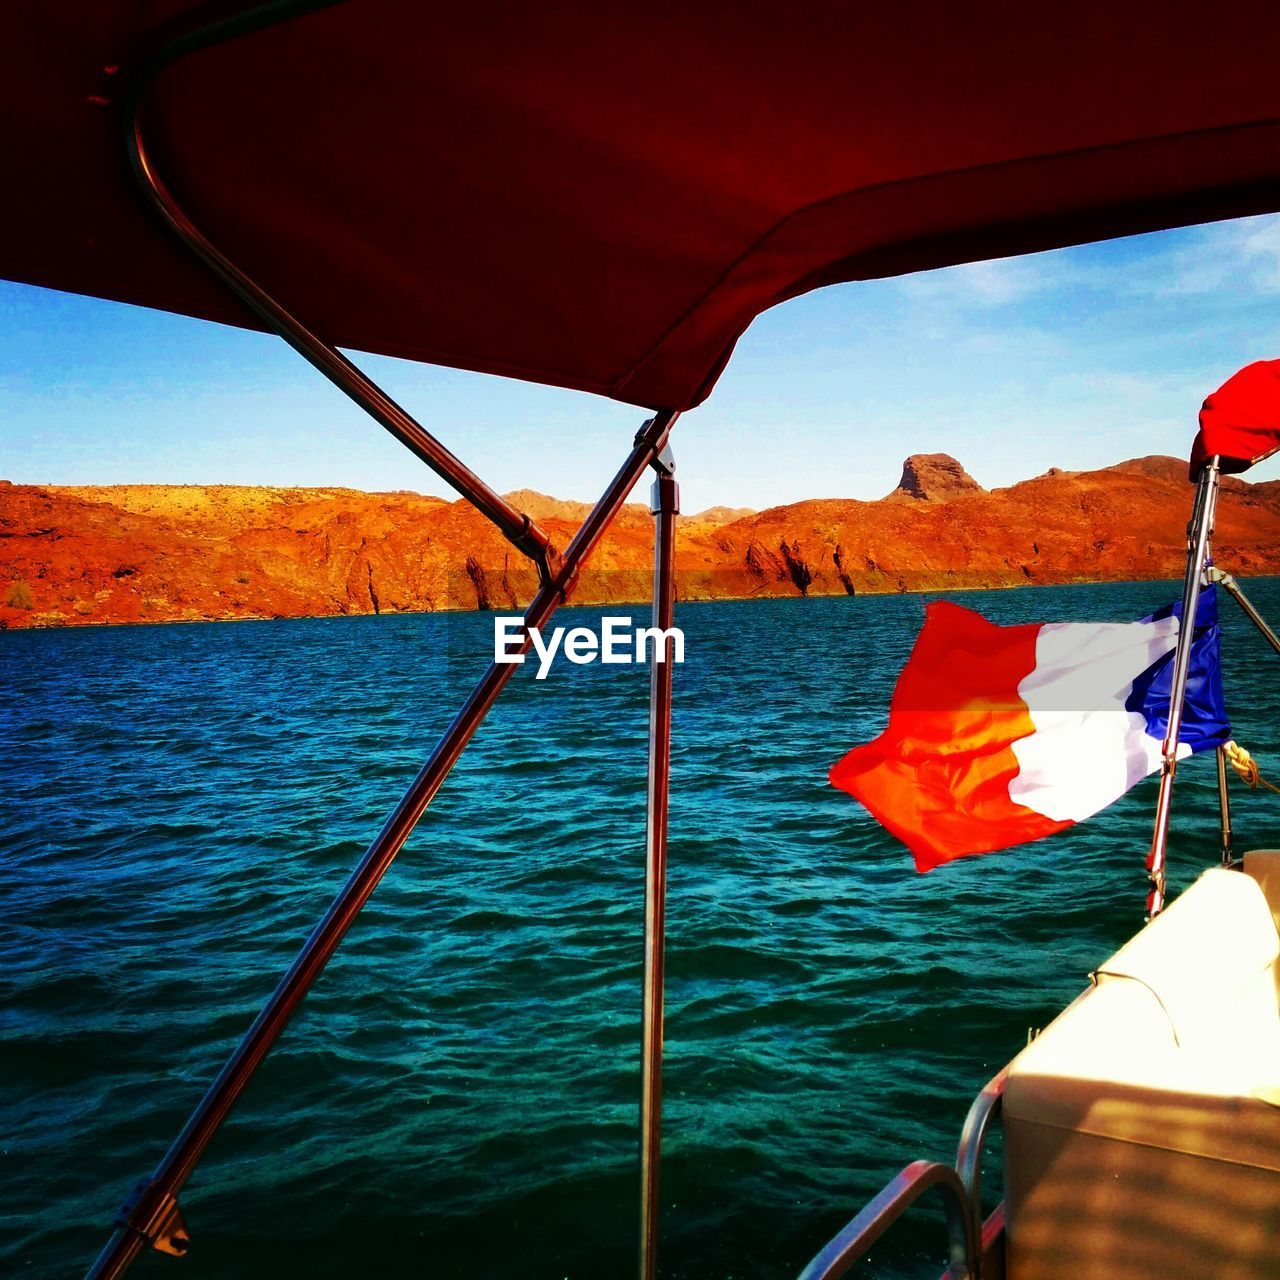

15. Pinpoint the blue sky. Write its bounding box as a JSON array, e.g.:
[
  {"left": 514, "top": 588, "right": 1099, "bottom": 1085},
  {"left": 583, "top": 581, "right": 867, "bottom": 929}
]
[{"left": 3, "top": 213, "right": 1279, "bottom": 513}]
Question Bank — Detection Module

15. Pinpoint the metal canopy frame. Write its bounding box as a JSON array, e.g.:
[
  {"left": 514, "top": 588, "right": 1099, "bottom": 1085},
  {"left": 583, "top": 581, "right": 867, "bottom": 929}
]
[
  {"left": 125, "top": 0, "right": 562, "bottom": 584},
  {"left": 87, "top": 5, "right": 682, "bottom": 1277}
]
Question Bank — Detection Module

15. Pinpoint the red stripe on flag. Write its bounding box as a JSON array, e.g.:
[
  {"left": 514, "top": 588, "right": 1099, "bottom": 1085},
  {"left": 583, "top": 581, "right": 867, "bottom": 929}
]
[{"left": 829, "top": 601, "right": 1069, "bottom": 871}]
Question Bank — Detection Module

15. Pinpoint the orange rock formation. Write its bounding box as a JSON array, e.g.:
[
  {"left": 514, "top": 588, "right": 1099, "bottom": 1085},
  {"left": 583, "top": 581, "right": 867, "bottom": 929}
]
[{"left": 2, "top": 456, "right": 1278, "bottom": 629}]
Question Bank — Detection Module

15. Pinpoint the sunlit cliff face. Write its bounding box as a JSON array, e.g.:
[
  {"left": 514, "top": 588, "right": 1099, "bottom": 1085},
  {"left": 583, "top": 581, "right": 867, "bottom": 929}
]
[{"left": 4, "top": 457, "right": 1280, "bottom": 631}]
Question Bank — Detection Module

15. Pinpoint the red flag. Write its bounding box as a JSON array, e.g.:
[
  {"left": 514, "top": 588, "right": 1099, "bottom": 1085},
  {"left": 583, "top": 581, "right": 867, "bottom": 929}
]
[{"left": 1189, "top": 359, "right": 1280, "bottom": 478}]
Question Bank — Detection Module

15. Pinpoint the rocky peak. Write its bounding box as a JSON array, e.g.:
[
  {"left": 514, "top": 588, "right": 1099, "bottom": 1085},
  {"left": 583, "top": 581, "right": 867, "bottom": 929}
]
[
  {"left": 1101, "top": 456, "right": 1187, "bottom": 484},
  {"left": 892, "top": 454, "right": 985, "bottom": 503},
  {"left": 686, "top": 505, "right": 757, "bottom": 526}
]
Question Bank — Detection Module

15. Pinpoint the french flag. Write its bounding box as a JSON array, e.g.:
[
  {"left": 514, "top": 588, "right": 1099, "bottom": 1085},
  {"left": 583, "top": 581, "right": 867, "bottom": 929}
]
[{"left": 830, "top": 590, "right": 1229, "bottom": 871}]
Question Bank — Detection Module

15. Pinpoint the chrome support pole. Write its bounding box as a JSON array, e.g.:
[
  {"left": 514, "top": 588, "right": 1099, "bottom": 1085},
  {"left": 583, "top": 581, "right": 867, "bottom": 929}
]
[
  {"left": 124, "top": 0, "right": 560, "bottom": 580},
  {"left": 88, "top": 10, "right": 685, "bottom": 1280},
  {"left": 1208, "top": 567, "right": 1280, "bottom": 659},
  {"left": 1146, "top": 456, "right": 1221, "bottom": 918},
  {"left": 84, "top": 410, "right": 679, "bottom": 1280},
  {"left": 1217, "top": 745, "right": 1234, "bottom": 866},
  {"left": 639, "top": 447, "right": 678, "bottom": 1280}
]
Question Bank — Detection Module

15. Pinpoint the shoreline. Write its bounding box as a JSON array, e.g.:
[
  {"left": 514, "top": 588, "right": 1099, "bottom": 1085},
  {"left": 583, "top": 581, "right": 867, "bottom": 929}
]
[{"left": 6, "top": 570, "right": 1264, "bottom": 634}]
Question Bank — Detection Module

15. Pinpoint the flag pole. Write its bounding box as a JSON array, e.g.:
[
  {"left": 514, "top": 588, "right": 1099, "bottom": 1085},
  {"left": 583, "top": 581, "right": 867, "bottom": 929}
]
[
  {"left": 639, "top": 445, "right": 678, "bottom": 1280},
  {"left": 1145, "top": 455, "right": 1221, "bottom": 918},
  {"left": 1216, "top": 745, "right": 1234, "bottom": 866}
]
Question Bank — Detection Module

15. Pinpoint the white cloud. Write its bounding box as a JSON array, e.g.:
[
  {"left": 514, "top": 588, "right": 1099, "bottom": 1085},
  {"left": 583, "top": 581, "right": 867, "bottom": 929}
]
[
  {"left": 891, "top": 213, "right": 1280, "bottom": 310},
  {"left": 1124, "top": 213, "right": 1280, "bottom": 298},
  {"left": 1235, "top": 216, "right": 1280, "bottom": 291},
  {"left": 896, "top": 254, "right": 1051, "bottom": 309}
]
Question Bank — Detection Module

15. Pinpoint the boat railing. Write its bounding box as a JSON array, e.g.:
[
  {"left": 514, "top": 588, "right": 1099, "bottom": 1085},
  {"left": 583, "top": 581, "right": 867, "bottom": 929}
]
[
  {"left": 794, "top": 1159, "right": 976, "bottom": 1280},
  {"left": 955, "top": 1068, "right": 1007, "bottom": 1254},
  {"left": 954, "top": 1068, "right": 1008, "bottom": 1279},
  {"left": 796, "top": 1065, "right": 1010, "bottom": 1280}
]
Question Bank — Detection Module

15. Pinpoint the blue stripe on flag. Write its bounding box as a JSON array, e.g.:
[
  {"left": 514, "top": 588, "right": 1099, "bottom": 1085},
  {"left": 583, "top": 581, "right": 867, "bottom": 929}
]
[{"left": 1125, "top": 586, "right": 1230, "bottom": 753}]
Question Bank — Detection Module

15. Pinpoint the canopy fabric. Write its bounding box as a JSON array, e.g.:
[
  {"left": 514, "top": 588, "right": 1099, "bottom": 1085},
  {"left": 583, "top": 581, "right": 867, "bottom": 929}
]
[
  {"left": 1191, "top": 360, "right": 1280, "bottom": 477},
  {"left": 5, "top": 1, "right": 1280, "bottom": 412}
]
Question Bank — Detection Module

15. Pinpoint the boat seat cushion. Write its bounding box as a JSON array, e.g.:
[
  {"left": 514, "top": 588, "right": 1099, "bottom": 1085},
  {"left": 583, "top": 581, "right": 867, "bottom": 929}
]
[
  {"left": 1095, "top": 863, "right": 1279, "bottom": 1049},
  {"left": 1002, "top": 860, "right": 1280, "bottom": 1280}
]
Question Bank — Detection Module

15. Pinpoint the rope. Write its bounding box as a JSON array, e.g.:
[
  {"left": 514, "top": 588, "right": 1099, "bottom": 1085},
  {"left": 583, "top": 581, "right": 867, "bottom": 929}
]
[{"left": 1224, "top": 740, "right": 1280, "bottom": 796}]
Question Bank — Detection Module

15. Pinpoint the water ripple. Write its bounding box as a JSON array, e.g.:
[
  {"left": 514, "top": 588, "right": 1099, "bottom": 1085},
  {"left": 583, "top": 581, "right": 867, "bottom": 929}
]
[{"left": 2, "top": 583, "right": 1278, "bottom": 1278}]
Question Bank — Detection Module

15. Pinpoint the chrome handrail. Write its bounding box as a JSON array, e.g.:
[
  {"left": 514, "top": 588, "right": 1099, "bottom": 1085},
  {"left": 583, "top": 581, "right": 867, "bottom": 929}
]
[
  {"left": 796, "top": 1160, "right": 976, "bottom": 1280},
  {"left": 955, "top": 1067, "right": 1008, "bottom": 1251}
]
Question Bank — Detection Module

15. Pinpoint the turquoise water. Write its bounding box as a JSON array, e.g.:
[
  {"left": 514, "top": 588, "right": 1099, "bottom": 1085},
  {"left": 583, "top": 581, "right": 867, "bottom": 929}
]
[{"left": 3, "top": 581, "right": 1279, "bottom": 1279}]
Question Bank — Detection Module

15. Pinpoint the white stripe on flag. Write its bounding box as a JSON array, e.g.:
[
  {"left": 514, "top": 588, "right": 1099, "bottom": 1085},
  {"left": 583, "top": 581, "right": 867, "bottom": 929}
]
[{"left": 1008, "top": 616, "right": 1187, "bottom": 823}]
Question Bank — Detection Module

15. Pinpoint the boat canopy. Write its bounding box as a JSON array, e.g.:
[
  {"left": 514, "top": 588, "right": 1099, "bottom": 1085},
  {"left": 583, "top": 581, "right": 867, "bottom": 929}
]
[{"left": 5, "top": 1, "right": 1280, "bottom": 411}]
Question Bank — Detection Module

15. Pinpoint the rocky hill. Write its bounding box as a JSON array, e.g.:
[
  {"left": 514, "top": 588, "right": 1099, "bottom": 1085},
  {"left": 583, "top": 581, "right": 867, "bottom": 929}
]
[
  {"left": 3, "top": 455, "right": 1279, "bottom": 629},
  {"left": 886, "top": 453, "right": 985, "bottom": 502}
]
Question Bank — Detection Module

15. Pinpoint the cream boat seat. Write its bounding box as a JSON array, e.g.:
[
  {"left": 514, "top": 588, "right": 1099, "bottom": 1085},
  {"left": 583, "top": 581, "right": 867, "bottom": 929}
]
[{"left": 1001, "top": 851, "right": 1280, "bottom": 1280}]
